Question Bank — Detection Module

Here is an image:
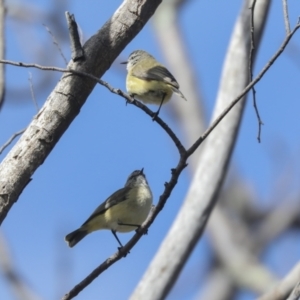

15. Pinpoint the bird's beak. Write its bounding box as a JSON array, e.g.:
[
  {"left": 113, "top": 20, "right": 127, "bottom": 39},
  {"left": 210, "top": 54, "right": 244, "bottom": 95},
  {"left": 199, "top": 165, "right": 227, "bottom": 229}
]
[
  {"left": 120, "top": 61, "right": 127, "bottom": 64},
  {"left": 140, "top": 168, "right": 144, "bottom": 174}
]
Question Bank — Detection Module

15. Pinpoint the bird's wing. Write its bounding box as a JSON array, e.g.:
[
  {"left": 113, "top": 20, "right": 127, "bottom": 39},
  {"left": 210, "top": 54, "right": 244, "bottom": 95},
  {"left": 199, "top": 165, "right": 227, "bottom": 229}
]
[
  {"left": 132, "top": 65, "right": 180, "bottom": 89},
  {"left": 82, "top": 187, "right": 130, "bottom": 225}
]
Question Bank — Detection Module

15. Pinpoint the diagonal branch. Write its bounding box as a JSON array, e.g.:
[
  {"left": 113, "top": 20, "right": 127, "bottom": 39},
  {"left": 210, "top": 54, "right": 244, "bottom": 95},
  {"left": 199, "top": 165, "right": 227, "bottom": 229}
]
[{"left": 249, "top": 0, "right": 264, "bottom": 142}]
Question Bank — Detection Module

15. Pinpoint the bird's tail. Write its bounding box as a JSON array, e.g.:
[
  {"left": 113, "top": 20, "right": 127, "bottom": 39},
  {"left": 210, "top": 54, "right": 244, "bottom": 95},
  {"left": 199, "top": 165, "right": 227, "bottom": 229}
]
[
  {"left": 65, "top": 228, "right": 88, "bottom": 247},
  {"left": 172, "top": 87, "right": 187, "bottom": 101}
]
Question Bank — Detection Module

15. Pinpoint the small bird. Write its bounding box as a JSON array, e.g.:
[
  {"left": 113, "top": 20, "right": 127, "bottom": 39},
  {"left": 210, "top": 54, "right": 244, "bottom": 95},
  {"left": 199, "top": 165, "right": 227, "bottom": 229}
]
[
  {"left": 122, "top": 50, "right": 187, "bottom": 117},
  {"left": 65, "top": 169, "right": 153, "bottom": 249}
]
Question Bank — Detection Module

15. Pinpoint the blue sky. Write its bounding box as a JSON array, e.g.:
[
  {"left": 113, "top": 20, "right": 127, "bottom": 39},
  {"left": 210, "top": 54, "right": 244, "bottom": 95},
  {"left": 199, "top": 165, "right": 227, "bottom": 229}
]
[{"left": 1, "top": 1, "right": 300, "bottom": 300}]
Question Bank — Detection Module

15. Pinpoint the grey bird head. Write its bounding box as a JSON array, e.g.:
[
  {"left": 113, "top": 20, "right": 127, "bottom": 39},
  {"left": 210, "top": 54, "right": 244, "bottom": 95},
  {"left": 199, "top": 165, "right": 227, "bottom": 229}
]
[
  {"left": 121, "top": 50, "right": 154, "bottom": 70},
  {"left": 125, "top": 168, "right": 148, "bottom": 188}
]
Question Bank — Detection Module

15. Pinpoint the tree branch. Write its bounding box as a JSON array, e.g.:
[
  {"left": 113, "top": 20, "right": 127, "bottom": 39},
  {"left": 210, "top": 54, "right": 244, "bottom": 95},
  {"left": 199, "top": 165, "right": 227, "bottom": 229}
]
[{"left": 0, "top": 129, "right": 26, "bottom": 155}]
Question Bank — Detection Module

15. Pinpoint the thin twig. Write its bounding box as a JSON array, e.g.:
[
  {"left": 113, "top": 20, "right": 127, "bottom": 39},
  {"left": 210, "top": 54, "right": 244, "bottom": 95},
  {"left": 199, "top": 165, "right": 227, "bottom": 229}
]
[
  {"left": 28, "top": 72, "right": 39, "bottom": 112},
  {"left": 282, "top": 0, "right": 291, "bottom": 35},
  {"left": 65, "top": 12, "right": 84, "bottom": 62},
  {"left": 249, "top": 0, "right": 263, "bottom": 143},
  {"left": 0, "top": 129, "right": 26, "bottom": 155},
  {"left": 43, "top": 24, "right": 68, "bottom": 65}
]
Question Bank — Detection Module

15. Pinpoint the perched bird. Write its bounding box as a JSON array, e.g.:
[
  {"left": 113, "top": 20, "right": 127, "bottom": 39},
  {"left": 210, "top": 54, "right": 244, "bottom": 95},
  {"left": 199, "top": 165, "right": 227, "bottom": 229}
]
[
  {"left": 65, "top": 169, "right": 153, "bottom": 249},
  {"left": 122, "top": 50, "right": 187, "bottom": 117}
]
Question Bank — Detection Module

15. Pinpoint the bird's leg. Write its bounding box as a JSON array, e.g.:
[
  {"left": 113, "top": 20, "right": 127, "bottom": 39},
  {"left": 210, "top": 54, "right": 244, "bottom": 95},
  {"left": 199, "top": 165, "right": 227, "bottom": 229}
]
[
  {"left": 111, "top": 230, "right": 130, "bottom": 257},
  {"left": 153, "top": 93, "right": 166, "bottom": 121},
  {"left": 111, "top": 230, "right": 123, "bottom": 248}
]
